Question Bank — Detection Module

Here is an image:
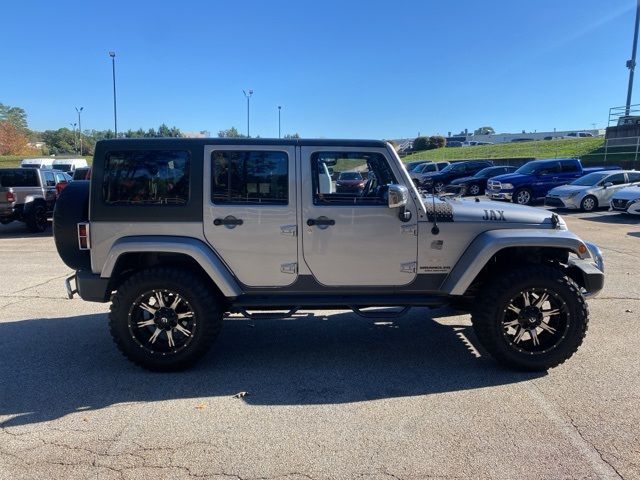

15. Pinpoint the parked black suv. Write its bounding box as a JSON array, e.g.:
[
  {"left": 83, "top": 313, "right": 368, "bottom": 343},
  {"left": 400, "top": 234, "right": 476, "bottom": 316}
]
[
  {"left": 446, "top": 165, "right": 518, "bottom": 196},
  {"left": 419, "top": 160, "right": 494, "bottom": 192}
]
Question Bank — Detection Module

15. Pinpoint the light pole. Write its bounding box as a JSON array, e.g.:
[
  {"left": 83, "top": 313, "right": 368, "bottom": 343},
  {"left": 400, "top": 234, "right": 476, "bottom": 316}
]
[
  {"left": 69, "top": 122, "right": 77, "bottom": 153},
  {"left": 109, "top": 51, "right": 118, "bottom": 136},
  {"left": 242, "top": 89, "right": 253, "bottom": 137},
  {"left": 278, "top": 106, "right": 282, "bottom": 138},
  {"left": 75, "top": 107, "right": 84, "bottom": 155}
]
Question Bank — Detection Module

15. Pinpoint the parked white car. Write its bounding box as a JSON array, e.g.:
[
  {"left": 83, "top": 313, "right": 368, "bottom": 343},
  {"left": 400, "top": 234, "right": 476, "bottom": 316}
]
[
  {"left": 52, "top": 158, "right": 88, "bottom": 173},
  {"left": 545, "top": 170, "right": 640, "bottom": 212},
  {"left": 610, "top": 184, "right": 640, "bottom": 215}
]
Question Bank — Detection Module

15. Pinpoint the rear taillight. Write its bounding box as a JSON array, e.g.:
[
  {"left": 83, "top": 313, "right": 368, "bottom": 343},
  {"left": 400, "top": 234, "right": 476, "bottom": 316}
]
[
  {"left": 6, "top": 191, "right": 15, "bottom": 202},
  {"left": 77, "top": 222, "right": 90, "bottom": 250}
]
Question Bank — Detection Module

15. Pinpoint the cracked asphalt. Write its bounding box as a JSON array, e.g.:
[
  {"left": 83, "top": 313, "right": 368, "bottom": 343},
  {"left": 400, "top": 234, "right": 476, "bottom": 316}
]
[{"left": 0, "top": 207, "right": 639, "bottom": 480}]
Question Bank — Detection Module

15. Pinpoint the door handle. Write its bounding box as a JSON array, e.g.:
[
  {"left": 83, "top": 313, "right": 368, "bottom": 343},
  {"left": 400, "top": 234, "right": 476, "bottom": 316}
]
[
  {"left": 307, "top": 218, "right": 335, "bottom": 227},
  {"left": 214, "top": 217, "right": 243, "bottom": 226}
]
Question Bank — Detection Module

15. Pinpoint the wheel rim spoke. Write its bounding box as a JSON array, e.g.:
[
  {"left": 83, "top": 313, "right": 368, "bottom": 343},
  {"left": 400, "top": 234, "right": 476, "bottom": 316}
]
[
  {"left": 137, "top": 319, "right": 155, "bottom": 328},
  {"left": 539, "top": 322, "right": 557, "bottom": 334},
  {"left": 154, "top": 292, "right": 166, "bottom": 308},
  {"left": 177, "top": 311, "right": 194, "bottom": 320},
  {"left": 169, "top": 295, "right": 182, "bottom": 310},
  {"left": 513, "top": 327, "right": 527, "bottom": 344},
  {"left": 139, "top": 303, "right": 157, "bottom": 315},
  {"left": 149, "top": 327, "right": 162, "bottom": 344},
  {"left": 503, "top": 319, "right": 520, "bottom": 328},
  {"left": 507, "top": 304, "right": 521, "bottom": 314},
  {"left": 530, "top": 328, "right": 540, "bottom": 346},
  {"left": 534, "top": 292, "right": 549, "bottom": 308},
  {"left": 174, "top": 324, "right": 192, "bottom": 337},
  {"left": 542, "top": 308, "right": 561, "bottom": 317},
  {"left": 166, "top": 330, "right": 175, "bottom": 348}
]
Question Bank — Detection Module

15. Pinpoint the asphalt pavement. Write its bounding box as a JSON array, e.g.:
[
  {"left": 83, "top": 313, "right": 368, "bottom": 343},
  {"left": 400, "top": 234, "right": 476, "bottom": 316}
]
[{"left": 0, "top": 205, "right": 638, "bottom": 480}]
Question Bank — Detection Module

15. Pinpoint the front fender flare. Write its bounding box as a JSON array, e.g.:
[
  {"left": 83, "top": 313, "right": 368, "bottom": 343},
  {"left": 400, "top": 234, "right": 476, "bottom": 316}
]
[
  {"left": 101, "top": 236, "right": 242, "bottom": 298},
  {"left": 441, "top": 229, "right": 591, "bottom": 296}
]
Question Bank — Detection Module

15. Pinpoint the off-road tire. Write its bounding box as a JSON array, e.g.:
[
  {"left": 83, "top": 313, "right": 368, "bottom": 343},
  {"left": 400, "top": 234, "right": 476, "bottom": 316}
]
[
  {"left": 580, "top": 195, "right": 598, "bottom": 212},
  {"left": 513, "top": 188, "right": 533, "bottom": 205},
  {"left": 25, "top": 203, "right": 48, "bottom": 233},
  {"left": 109, "top": 267, "right": 224, "bottom": 371},
  {"left": 471, "top": 264, "right": 588, "bottom": 371}
]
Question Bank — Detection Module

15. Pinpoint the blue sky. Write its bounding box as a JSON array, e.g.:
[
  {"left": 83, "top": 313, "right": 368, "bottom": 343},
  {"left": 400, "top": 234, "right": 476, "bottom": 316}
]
[{"left": 0, "top": 0, "right": 637, "bottom": 138}]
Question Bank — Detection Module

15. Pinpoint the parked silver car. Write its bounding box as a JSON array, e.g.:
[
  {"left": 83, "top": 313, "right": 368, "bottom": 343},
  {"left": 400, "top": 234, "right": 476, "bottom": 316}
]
[
  {"left": 545, "top": 170, "right": 640, "bottom": 212},
  {"left": 610, "top": 184, "right": 640, "bottom": 215}
]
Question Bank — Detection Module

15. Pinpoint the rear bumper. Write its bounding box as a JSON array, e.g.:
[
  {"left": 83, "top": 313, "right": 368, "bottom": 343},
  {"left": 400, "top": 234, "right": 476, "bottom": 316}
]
[{"left": 66, "top": 270, "right": 111, "bottom": 302}]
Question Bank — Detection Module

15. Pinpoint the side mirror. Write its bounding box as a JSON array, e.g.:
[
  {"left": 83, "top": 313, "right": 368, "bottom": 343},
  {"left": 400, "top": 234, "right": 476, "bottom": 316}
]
[
  {"left": 604, "top": 182, "right": 613, "bottom": 188},
  {"left": 388, "top": 184, "right": 408, "bottom": 208}
]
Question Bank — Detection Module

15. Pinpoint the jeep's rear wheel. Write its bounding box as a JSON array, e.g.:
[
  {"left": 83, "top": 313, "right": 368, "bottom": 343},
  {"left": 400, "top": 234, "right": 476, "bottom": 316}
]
[
  {"left": 109, "top": 267, "right": 224, "bottom": 371},
  {"left": 471, "top": 265, "right": 588, "bottom": 371},
  {"left": 25, "top": 203, "right": 48, "bottom": 233}
]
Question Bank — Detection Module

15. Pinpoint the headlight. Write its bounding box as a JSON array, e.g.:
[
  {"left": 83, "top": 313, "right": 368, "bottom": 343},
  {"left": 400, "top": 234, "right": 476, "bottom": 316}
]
[
  {"left": 629, "top": 198, "right": 640, "bottom": 207},
  {"left": 501, "top": 183, "right": 514, "bottom": 190},
  {"left": 567, "top": 191, "right": 580, "bottom": 199}
]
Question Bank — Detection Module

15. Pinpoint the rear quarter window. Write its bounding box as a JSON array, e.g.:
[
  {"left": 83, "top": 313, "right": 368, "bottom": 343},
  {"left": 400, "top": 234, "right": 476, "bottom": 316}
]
[
  {"left": 102, "top": 150, "right": 190, "bottom": 205},
  {"left": 0, "top": 169, "right": 39, "bottom": 187}
]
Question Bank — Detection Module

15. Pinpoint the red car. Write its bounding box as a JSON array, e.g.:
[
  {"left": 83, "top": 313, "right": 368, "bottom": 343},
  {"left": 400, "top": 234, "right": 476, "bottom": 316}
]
[{"left": 335, "top": 171, "right": 365, "bottom": 193}]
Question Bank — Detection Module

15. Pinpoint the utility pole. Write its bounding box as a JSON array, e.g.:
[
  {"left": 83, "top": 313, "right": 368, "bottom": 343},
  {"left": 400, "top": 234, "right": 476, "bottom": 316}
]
[
  {"left": 626, "top": 0, "right": 640, "bottom": 115},
  {"left": 242, "top": 89, "right": 253, "bottom": 137},
  {"left": 109, "top": 51, "right": 118, "bottom": 136},
  {"left": 75, "top": 107, "right": 84, "bottom": 155},
  {"left": 69, "top": 122, "right": 77, "bottom": 153},
  {"left": 278, "top": 105, "right": 281, "bottom": 138}
]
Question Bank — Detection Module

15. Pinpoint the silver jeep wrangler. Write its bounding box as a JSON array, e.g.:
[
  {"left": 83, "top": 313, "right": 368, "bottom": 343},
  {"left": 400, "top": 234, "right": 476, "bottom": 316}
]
[{"left": 53, "top": 139, "right": 604, "bottom": 372}]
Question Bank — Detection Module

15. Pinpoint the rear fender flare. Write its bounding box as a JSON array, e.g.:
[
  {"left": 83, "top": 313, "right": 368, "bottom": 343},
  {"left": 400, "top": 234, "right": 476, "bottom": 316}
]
[{"left": 101, "top": 236, "right": 242, "bottom": 298}]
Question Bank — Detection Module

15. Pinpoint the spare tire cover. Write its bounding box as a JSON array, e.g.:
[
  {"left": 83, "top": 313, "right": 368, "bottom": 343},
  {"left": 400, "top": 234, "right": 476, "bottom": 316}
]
[{"left": 54, "top": 181, "right": 91, "bottom": 270}]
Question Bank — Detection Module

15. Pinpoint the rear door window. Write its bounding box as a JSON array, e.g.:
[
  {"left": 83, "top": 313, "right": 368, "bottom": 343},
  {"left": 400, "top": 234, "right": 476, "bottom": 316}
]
[
  {"left": 211, "top": 151, "right": 288, "bottom": 205},
  {"left": 606, "top": 173, "right": 626, "bottom": 185},
  {"left": 103, "top": 150, "right": 190, "bottom": 205},
  {"left": 44, "top": 171, "right": 56, "bottom": 187},
  {"left": 560, "top": 160, "right": 580, "bottom": 173},
  {"left": 627, "top": 172, "right": 640, "bottom": 182}
]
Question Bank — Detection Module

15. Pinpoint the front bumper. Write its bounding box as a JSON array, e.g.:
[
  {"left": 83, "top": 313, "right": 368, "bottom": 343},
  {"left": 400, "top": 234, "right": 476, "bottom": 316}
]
[
  {"left": 567, "top": 242, "right": 604, "bottom": 297},
  {"left": 487, "top": 190, "right": 513, "bottom": 201},
  {"left": 65, "top": 270, "right": 111, "bottom": 302},
  {"left": 545, "top": 196, "right": 580, "bottom": 209}
]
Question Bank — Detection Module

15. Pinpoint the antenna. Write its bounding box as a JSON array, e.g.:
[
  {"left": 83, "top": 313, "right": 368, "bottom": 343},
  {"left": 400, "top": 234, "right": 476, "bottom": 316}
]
[{"left": 430, "top": 187, "right": 439, "bottom": 235}]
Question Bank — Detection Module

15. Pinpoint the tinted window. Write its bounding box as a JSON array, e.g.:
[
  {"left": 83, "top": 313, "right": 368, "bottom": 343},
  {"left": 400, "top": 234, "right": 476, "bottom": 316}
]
[
  {"left": 0, "top": 169, "right": 39, "bottom": 187},
  {"left": 54, "top": 172, "right": 67, "bottom": 183},
  {"left": 103, "top": 150, "right": 190, "bottom": 205},
  {"left": 212, "top": 151, "right": 288, "bottom": 205},
  {"left": 44, "top": 171, "right": 56, "bottom": 187},
  {"left": 560, "top": 160, "right": 580, "bottom": 173},
  {"left": 628, "top": 172, "right": 640, "bottom": 182},
  {"left": 73, "top": 168, "right": 89, "bottom": 180},
  {"left": 606, "top": 173, "right": 626, "bottom": 185},
  {"left": 312, "top": 151, "right": 396, "bottom": 205},
  {"left": 53, "top": 164, "right": 72, "bottom": 172}
]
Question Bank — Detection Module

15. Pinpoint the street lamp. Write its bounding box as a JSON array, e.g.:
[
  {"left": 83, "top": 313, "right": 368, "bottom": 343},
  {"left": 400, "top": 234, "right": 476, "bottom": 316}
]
[
  {"left": 278, "top": 105, "right": 282, "bottom": 138},
  {"left": 109, "top": 51, "right": 118, "bottom": 136},
  {"left": 75, "top": 107, "right": 84, "bottom": 155},
  {"left": 69, "top": 122, "right": 77, "bottom": 153},
  {"left": 242, "top": 89, "right": 253, "bottom": 137}
]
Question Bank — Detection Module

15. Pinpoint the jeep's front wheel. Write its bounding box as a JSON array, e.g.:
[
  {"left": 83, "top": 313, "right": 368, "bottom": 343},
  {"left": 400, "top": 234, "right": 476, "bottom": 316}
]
[
  {"left": 471, "top": 265, "right": 588, "bottom": 371},
  {"left": 109, "top": 267, "right": 224, "bottom": 371}
]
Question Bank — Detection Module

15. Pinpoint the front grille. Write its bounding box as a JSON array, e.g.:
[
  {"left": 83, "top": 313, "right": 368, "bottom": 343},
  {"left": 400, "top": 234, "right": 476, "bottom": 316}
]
[
  {"left": 487, "top": 181, "right": 500, "bottom": 190},
  {"left": 611, "top": 198, "right": 629, "bottom": 210},
  {"left": 545, "top": 197, "right": 565, "bottom": 207}
]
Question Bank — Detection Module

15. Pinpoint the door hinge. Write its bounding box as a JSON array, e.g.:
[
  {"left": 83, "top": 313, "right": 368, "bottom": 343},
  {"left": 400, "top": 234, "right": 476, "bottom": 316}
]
[
  {"left": 280, "top": 262, "right": 298, "bottom": 274},
  {"left": 280, "top": 225, "right": 297, "bottom": 237},
  {"left": 400, "top": 262, "right": 417, "bottom": 273},
  {"left": 401, "top": 224, "right": 417, "bottom": 236}
]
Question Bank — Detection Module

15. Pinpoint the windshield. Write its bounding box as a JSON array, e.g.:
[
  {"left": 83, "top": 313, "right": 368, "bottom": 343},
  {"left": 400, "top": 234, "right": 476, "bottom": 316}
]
[
  {"left": 439, "top": 163, "right": 464, "bottom": 173},
  {"left": 338, "top": 172, "right": 362, "bottom": 180},
  {"left": 570, "top": 172, "right": 612, "bottom": 186},
  {"left": 53, "top": 164, "right": 72, "bottom": 172}
]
